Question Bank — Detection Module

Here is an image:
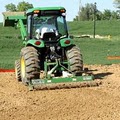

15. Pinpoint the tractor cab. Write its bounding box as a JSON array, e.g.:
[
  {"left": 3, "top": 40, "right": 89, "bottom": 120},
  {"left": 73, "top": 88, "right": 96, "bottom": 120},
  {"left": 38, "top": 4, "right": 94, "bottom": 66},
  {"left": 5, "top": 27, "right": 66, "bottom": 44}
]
[{"left": 26, "top": 7, "right": 68, "bottom": 42}]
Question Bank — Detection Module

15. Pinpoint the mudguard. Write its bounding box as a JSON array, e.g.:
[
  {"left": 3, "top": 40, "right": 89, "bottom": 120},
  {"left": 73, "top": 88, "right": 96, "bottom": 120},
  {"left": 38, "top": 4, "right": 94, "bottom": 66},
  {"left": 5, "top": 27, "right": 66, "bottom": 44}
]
[
  {"left": 59, "top": 37, "right": 73, "bottom": 47},
  {"left": 24, "top": 39, "right": 45, "bottom": 48}
]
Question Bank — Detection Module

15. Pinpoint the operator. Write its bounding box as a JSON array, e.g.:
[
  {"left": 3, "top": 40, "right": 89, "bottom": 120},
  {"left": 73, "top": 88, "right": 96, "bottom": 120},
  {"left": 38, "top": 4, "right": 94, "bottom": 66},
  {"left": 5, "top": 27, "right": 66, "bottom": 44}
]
[{"left": 35, "top": 18, "right": 58, "bottom": 39}]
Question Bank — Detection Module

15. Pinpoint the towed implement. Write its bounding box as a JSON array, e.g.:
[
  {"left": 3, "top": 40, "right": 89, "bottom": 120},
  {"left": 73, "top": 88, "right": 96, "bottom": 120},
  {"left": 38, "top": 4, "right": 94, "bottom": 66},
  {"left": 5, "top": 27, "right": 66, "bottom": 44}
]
[{"left": 3, "top": 7, "right": 101, "bottom": 90}]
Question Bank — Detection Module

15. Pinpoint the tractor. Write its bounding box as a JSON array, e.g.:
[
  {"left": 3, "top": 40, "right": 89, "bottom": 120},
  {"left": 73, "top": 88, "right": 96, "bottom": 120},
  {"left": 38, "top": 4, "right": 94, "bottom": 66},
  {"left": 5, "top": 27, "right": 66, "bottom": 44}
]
[{"left": 3, "top": 7, "right": 100, "bottom": 90}]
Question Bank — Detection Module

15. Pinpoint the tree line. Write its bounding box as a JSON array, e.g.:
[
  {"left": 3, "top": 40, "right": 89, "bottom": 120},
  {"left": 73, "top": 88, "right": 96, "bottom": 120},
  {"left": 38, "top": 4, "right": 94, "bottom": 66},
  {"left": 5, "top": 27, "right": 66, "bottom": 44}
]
[{"left": 74, "top": 0, "right": 120, "bottom": 21}]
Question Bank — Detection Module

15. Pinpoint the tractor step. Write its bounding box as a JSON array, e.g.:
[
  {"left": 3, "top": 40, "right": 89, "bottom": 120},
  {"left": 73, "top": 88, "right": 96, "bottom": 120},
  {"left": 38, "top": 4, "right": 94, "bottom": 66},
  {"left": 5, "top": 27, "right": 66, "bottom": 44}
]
[{"left": 28, "top": 75, "right": 102, "bottom": 90}]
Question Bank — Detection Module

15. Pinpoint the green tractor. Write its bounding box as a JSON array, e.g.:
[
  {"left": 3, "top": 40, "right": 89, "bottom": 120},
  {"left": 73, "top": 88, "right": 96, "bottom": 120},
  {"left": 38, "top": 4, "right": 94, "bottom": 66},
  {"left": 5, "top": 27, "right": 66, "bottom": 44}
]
[{"left": 3, "top": 7, "right": 100, "bottom": 90}]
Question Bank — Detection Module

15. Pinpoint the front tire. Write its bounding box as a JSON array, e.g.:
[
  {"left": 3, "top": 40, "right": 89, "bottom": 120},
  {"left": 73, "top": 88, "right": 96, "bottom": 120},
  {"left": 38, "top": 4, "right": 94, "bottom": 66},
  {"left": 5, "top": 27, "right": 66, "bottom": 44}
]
[
  {"left": 15, "top": 59, "right": 21, "bottom": 82},
  {"left": 20, "top": 46, "right": 40, "bottom": 85}
]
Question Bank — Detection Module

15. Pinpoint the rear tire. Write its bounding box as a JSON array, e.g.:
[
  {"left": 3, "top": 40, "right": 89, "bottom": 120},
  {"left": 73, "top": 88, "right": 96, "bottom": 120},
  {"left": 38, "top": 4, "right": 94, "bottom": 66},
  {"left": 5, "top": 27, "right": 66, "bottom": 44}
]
[
  {"left": 15, "top": 59, "right": 21, "bottom": 82},
  {"left": 66, "top": 45, "right": 83, "bottom": 76},
  {"left": 20, "top": 46, "right": 40, "bottom": 85}
]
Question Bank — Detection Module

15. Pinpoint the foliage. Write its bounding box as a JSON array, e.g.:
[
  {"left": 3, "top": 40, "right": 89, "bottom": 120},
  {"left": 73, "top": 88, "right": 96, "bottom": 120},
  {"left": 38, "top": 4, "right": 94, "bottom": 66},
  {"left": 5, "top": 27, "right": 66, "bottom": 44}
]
[
  {"left": 114, "top": 0, "right": 120, "bottom": 8},
  {"left": 77, "top": 3, "right": 97, "bottom": 21},
  {"left": 5, "top": 3, "right": 17, "bottom": 11},
  {"left": 102, "top": 9, "right": 112, "bottom": 20},
  {"left": 5, "top": 1, "right": 33, "bottom": 12},
  {"left": 74, "top": 3, "right": 120, "bottom": 21},
  {"left": 111, "top": 11, "right": 120, "bottom": 19},
  {"left": 17, "top": 1, "right": 33, "bottom": 11}
]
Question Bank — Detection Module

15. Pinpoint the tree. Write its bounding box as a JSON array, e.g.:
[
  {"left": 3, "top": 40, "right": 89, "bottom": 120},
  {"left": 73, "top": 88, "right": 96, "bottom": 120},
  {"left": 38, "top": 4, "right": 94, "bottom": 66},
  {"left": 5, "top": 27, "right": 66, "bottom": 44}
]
[
  {"left": 78, "top": 3, "right": 98, "bottom": 21},
  {"left": 114, "top": 0, "right": 120, "bottom": 9},
  {"left": 74, "top": 2, "right": 120, "bottom": 21},
  {"left": 114, "top": 0, "right": 120, "bottom": 18},
  {"left": 17, "top": 1, "right": 33, "bottom": 11},
  {"left": 102, "top": 9, "right": 112, "bottom": 20},
  {"left": 96, "top": 11, "right": 103, "bottom": 20},
  {"left": 111, "top": 11, "right": 119, "bottom": 19},
  {"left": 5, "top": 3, "right": 17, "bottom": 11},
  {"left": 5, "top": 1, "right": 33, "bottom": 12}
]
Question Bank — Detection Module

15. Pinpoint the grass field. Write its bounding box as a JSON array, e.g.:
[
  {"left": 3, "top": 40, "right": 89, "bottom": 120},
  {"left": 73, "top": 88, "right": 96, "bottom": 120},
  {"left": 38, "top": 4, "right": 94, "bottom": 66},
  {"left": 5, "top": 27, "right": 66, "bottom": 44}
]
[
  {"left": 0, "top": 20, "right": 120, "bottom": 69},
  {"left": 0, "top": 24, "right": 22, "bottom": 68},
  {"left": 68, "top": 20, "right": 120, "bottom": 36}
]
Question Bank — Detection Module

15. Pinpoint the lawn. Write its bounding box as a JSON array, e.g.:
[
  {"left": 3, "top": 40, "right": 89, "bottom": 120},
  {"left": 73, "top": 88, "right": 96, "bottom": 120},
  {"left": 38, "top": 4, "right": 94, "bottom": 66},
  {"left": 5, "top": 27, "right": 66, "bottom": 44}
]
[
  {"left": 74, "top": 38, "right": 120, "bottom": 65},
  {"left": 0, "top": 24, "right": 22, "bottom": 68},
  {"left": 0, "top": 20, "right": 120, "bottom": 69},
  {"left": 68, "top": 20, "right": 120, "bottom": 37}
]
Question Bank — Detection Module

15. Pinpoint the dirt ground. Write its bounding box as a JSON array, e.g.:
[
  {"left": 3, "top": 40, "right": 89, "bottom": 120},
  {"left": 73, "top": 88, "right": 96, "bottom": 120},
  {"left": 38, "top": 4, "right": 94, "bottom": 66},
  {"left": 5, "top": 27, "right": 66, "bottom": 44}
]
[{"left": 0, "top": 64, "right": 120, "bottom": 120}]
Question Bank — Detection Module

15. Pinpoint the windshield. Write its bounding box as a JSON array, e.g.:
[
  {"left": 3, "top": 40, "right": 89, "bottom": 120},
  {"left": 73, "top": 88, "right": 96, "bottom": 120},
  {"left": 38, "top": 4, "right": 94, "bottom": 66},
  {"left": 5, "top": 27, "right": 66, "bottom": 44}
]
[{"left": 32, "top": 14, "right": 68, "bottom": 39}]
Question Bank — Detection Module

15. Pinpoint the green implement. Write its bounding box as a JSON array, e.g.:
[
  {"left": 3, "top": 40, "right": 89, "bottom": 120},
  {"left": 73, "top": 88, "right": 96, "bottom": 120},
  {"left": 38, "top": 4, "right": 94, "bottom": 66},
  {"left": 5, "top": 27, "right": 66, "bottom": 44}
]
[
  {"left": 2, "top": 12, "right": 26, "bottom": 27},
  {"left": 29, "top": 76, "right": 101, "bottom": 90},
  {"left": 28, "top": 59, "right": 101, "bottom": 90}
]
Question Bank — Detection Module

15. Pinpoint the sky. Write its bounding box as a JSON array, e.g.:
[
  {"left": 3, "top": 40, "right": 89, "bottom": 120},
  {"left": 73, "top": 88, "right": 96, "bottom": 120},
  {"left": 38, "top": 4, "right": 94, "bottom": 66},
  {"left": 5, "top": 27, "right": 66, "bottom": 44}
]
[{"left": 0, "top": 0, "right": 117, "bottom": 22}]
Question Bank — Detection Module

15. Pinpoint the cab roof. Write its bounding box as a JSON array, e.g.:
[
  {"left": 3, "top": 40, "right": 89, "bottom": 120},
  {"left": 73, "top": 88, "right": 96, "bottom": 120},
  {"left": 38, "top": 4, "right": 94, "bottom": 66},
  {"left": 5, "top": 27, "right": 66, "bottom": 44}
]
[{"left": 26, "top": 7, "right": 65, "bottom": 15}]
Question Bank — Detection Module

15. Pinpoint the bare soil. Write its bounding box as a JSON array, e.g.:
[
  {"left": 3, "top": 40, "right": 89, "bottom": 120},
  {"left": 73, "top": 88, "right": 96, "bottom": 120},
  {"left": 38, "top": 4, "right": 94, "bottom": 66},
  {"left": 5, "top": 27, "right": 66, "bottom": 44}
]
[{"left": 0, "top": 64, "right": 120, "bottom": 120}]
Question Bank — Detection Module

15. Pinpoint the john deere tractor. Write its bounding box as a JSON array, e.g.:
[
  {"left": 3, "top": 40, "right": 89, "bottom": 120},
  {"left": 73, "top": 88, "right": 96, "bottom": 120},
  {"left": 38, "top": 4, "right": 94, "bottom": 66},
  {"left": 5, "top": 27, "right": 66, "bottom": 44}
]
[{"left": 3, "top": 7, "right": 100, "bottom": 90}]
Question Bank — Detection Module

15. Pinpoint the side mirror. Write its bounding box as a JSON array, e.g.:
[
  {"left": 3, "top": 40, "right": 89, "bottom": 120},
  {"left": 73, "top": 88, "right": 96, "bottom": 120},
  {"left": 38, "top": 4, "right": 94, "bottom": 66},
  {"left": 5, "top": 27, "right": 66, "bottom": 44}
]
[
  {"left": 69, "top": 35, "right": 74, "bottom": 39},
  {"left": 14, "top": 23, "right": 18, "bottom": 29}
]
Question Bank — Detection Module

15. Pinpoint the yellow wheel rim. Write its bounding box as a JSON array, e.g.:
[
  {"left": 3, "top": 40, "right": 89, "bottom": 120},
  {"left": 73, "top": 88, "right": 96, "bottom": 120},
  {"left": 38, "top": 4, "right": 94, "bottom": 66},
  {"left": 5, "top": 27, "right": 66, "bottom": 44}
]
[{"left": 21, "top": 57, "right": 25, "bottom": 78}]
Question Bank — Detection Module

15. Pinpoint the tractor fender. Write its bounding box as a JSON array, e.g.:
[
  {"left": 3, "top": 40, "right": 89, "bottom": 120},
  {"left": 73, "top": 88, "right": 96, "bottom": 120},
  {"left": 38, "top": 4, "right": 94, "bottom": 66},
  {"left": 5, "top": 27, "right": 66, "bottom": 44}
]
[
  {"left": 25, "top": 39, "right": 45, "bottom": 48},
  {"left": 59, "top": 38, "right": 73, "bottom": 47}
]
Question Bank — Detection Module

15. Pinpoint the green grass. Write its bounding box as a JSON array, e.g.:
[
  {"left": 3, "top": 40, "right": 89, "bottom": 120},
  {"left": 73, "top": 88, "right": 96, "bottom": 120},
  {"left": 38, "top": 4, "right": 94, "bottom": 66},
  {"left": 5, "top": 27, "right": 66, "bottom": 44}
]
[
  {"left": 0, "top": 37, "right": 22, "bottom": 68},
  {"left": 0, "top": 20, "right": 120, "bottom": 69},
  {"left": 68, "top": 20, "right": 120, "bottom": 36},
  {"left": 68, "top": 20, "right": 120, "bottom": 65},
  {"left": 0, "top": 24, "right": 23, "bottom": 69},
  {"left": 74, "top": 38, "right": 120, "bottom": 65}
]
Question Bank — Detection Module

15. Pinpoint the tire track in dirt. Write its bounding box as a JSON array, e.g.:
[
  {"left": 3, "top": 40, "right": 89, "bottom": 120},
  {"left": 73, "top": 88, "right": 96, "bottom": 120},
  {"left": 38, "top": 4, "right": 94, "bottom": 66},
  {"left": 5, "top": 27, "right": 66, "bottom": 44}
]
[{"left": 0, "top": 64, "right": 120, "bottom": 120}]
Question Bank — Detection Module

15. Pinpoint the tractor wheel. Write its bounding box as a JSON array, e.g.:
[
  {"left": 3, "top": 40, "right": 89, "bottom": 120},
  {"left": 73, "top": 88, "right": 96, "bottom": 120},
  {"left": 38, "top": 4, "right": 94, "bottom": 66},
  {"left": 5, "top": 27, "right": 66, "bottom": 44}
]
[
  {"left": 66, "top": 45, "right": 83, "bottom": 76},
  {"left": 15, "top": 59, "right": 21, "bottom": 82},
  {"left": 20, "top": 46, "right": 40, "bottom": 85}
]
